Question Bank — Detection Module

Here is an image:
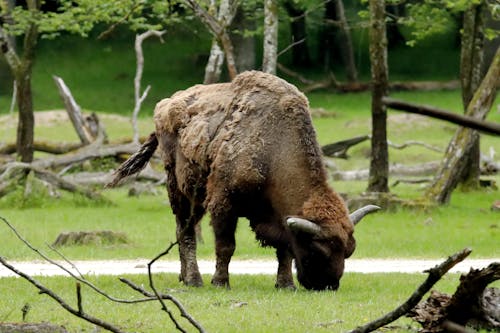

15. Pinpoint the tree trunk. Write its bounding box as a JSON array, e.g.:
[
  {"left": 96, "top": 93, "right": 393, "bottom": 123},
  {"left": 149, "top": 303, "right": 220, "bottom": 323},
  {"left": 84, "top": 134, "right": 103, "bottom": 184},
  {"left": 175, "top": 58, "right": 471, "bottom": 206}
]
[
  {"left": 321, "top": 0, "right": 358, "bottom": 82},
  {"left": 204, "top": 39, "right": 225, "bottom": 84},
  {"left": 283, "top": 1, "right": 310, "bottom": 67},
  {"left": 425, "top": 47, "right": 499, "bottom": 204},
  {"left": 333, "top": 0, "right": 357, "bottom": 81},
  {"left": 1, "top": 0, "right": 40, "bottom": 163},
  {"left": 230, "top": 6, "right": 256, "bottom": 72},
  {"left": 203, "top": 0, "right": 229, "bottom": 84},
  {"left": 184, "top": 0, "right": 238, "bottom": 80},
  {"left": 262, "top": 0, "right": 278, "bottom": 75},
  {"left": 367, "top": 0, "right": 389, "bottom": 193},
  {"left": 459, "top": 2, "right": 485, "bottom": 189}
]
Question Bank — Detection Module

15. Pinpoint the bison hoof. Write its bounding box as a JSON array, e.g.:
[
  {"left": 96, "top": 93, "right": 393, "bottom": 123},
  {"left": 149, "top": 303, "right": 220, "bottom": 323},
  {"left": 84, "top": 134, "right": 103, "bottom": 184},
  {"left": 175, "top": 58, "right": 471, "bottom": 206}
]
[
  {"left": 211, "top": 278, "right": 230, "bottom": 289},
  {"left": 179, "top": 273, "right": 203, "bottom": 287},
  {"left": 275, "top": 281, "right": 296, "bottom": 290}
]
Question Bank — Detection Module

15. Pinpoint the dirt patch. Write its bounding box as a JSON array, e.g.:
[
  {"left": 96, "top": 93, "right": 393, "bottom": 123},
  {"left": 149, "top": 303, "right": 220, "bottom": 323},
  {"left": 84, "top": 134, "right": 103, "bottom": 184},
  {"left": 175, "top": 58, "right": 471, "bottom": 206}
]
[{"left": 0, "top": 110, "right": 131, "bottom": 129}]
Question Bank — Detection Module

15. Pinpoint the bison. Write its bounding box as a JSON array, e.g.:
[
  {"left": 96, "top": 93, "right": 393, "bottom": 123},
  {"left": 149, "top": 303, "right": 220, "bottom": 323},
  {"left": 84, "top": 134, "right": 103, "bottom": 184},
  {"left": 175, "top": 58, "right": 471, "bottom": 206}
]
[{"left": 110, "top": 71, "right": 379, "bottom": 290}]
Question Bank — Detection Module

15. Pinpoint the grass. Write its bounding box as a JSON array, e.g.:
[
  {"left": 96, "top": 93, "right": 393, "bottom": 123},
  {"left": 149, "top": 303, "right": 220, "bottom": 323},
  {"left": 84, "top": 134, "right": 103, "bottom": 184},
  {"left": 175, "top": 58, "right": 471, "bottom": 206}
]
[
  {"left": 0, "top": 272, "right": 470, "bottom": 332},
  {"left": 0, "top": 28, "right": 499, "bottom": 333}
]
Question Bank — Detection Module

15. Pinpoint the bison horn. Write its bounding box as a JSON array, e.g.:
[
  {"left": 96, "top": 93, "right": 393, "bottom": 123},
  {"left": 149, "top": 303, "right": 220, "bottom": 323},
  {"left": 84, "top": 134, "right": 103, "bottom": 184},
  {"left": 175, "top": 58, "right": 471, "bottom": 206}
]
[
  {"left": 286, "top": 217, "right": 322, "bottom": 235},
  {"left": 349, "top": 205, "right": 381, "bottom": 225}
]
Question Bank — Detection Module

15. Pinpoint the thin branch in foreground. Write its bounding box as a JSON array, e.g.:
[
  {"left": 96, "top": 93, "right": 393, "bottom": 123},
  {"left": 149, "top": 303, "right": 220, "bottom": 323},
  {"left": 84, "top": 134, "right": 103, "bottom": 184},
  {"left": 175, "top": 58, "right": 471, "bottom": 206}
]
[
  {"left": 0, "top": 257, "right": 127, "bottom": 333},
  {"left": 146, "top": 242, "right": 206, "bottom": 333},
  {"left": 347, "top": 248, "right": 472, "bottom": 333},
  {"left": 0, "top": 216, "right": 152, "bottom": 305}
]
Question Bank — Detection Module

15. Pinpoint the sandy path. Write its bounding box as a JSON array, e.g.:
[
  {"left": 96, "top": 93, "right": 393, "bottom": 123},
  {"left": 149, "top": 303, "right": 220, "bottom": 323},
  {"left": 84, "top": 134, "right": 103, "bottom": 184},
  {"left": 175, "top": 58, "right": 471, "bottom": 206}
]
[{"left": 0, "top": 258, "right": 497, "bottom": 278}]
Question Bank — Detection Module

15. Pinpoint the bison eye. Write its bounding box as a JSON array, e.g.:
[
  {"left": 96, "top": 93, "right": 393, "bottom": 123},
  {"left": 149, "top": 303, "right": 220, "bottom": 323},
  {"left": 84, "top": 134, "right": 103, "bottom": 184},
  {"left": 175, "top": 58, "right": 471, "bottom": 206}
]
[{"left": 312, "top": 241, "right": 331, "bottom": 258}]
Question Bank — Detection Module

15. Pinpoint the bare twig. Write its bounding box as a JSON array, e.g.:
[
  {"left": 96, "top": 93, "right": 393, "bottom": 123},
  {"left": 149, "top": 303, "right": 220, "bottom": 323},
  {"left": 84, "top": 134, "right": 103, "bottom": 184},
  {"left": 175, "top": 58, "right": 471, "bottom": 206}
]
[
  {"left": 347, "top": 248, "right": 472, "bottom": 333},
  {"left": 97, "top": 2, "right": 142, "bottom": 40},
  {"left": 147, "top": 242, "right": 206, "bottom": 333},
  {"left": 0, "top": 257, "right": 127, "bottom": 333},
  {"left": 0, "top": 216, "right": 159, "bottom": 305}
]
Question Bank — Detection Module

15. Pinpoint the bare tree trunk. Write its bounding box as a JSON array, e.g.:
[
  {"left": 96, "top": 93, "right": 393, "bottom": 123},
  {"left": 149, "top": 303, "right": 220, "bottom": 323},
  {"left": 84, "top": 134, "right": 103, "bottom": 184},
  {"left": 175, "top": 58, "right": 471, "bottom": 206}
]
[
  {"left": 204, "top": 39, "right": 225, "bottom": 84},
  {"left": 459, "top": 1, "right": 485, "bottom": 189},
  {"left": 262, "top": 0, "right": 278, "bottom": 75},
  {"left": 283, "top": 0, "right": 310, "bottom": 67},
  {"left": 1, "top": 0, "right": 40, "bottom": 163},
  {"left": 230, "top": 6, "right": 256, "bottom": 72},
  {"left": 184, "top": 0, "right": 238, "bottom": 80},
  {"left": 367, "top": 0, "right": 389, "bottom": 193},
  {"left": 425, "top": 47, "right": 499, "bottom": 204},
  {"left": 332, "top": 0, "right": 358, "bottom": 81}
]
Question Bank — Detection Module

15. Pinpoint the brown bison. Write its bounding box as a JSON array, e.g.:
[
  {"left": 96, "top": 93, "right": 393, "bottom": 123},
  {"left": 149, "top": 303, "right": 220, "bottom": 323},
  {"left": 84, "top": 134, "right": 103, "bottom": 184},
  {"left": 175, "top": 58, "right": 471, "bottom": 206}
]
[{"left": 110, "top": 71, "right": 379, "bottom": 290}]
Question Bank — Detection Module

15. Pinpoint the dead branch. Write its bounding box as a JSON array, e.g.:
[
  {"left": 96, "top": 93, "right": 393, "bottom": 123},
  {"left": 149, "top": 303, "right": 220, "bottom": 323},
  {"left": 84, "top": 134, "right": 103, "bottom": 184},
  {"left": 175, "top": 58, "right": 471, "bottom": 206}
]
[
  {"left": 0, "top": 257, "right": 127, "bottom": 333},
  {"left": 391, "top": 178, "right": 432, "bottom": 187},
  {"left": 408, "top": 263, "right": 500, "bottom": 332},
  {"left": 383, "top": 97, "right": 500, "bottom": 136},
  {"left": 0, "top": 162, "right": 104, "bottom": 200},
  {"left": 53, "top": 76, "right": 101, "bottom": 144},
  {"left": 321, "top": 135, "right": 370, "bottom": 158},
  {"left": 0, "top": 215, "right": 205, "bottom": 332},
  {"left": 132, "top": 30, "right": 165, "bottom": 144},
  {"left": 0, "top": 140, "right": 83, "bottom": 155},
  {"left": 386, "top": 139, "right": 443, "bottom": 153},
  {"left": 275, "top": 64, "right": 461, "bottom": 93},
  {"left": 347, "top": 248, "right": 472, "bottom": 333},
  {"left": 147, "top": 242, "right": 206, "bottom": 333},
  {"left": 331, "top": 161, "right": 440, "bottom": 181}
]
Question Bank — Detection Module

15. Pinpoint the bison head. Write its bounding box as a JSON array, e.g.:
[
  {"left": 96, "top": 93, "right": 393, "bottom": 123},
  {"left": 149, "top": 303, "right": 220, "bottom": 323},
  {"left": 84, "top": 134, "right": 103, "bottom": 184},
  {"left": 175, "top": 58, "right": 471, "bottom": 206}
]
[{"left": 287, "top": 205, "right": 380, "bottom": 290}]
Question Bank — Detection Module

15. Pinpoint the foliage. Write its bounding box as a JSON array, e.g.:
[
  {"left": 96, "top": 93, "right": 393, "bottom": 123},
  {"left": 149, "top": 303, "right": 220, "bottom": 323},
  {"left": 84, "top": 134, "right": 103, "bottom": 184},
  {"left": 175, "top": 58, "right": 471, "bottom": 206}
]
[{"left": 1, "top": 0, "right": 181, "bottom": 39}]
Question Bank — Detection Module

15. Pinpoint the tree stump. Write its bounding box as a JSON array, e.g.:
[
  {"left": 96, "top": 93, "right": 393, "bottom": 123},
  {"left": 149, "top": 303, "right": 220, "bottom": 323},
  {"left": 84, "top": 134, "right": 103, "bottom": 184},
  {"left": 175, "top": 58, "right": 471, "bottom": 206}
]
[
  {"left": 0, "top": 322, "right": 68, "bottom": 333},
  {"left": 52, "top": 230, "right": 130, "bottom": 247},
  {"left": 408, "top": 263, "right": 500, "bottom": 332}
]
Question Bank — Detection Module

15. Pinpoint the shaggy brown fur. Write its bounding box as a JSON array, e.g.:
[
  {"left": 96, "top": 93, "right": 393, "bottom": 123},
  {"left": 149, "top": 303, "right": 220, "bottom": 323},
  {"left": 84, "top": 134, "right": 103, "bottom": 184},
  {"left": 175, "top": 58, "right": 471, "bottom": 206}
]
[{"left": 112, "top": 71, "right": 356, "bottom": 290}]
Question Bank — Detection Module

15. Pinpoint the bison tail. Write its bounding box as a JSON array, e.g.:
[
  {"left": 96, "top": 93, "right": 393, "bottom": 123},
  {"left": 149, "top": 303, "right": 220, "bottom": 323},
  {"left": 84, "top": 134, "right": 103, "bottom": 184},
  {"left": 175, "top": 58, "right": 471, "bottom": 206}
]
[{"left": 107, "top": 132, "right": 159, "bottom": 187}]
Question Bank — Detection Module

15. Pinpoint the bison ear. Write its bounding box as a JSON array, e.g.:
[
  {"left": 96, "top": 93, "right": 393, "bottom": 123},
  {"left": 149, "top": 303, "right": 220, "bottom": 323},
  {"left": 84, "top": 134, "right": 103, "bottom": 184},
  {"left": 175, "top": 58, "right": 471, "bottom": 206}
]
[{"left": 286, "top": 217, "right": 322, "bottom": 235}]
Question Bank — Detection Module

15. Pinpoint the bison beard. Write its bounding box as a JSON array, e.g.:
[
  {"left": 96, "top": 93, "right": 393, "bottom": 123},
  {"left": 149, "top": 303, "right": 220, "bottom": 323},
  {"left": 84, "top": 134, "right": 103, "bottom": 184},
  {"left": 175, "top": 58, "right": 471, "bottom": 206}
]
[{"left": 110, "top": 71, "right": 379, "bottom": 290}]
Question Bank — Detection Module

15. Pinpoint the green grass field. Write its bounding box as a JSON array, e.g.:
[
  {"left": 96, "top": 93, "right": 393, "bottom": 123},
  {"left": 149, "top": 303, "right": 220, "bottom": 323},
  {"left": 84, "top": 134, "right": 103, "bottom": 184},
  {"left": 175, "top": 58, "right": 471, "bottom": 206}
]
[
  {"left": 1, "top": 28, "right": 499, "bottom": 333},
  {"left": 0, "top": 272, "right": 471, "bottom": 333}
]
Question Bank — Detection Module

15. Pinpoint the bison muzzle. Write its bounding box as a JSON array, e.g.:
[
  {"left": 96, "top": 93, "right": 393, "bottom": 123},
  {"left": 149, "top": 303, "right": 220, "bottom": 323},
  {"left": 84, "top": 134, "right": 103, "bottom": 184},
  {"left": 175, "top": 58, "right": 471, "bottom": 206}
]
[{"left": 109, "top": 71, "right": 379, "bottom": 290}]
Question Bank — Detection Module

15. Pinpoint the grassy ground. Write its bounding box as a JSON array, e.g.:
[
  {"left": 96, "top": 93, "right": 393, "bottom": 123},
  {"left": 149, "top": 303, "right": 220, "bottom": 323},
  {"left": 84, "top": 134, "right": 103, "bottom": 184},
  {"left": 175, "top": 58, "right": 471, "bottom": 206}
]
[
  {"left": 0, "top": 29, "right": 498, "bottom": 333},
  {"left": 0, "top": 272, "right": 470, "bottom": 333}
]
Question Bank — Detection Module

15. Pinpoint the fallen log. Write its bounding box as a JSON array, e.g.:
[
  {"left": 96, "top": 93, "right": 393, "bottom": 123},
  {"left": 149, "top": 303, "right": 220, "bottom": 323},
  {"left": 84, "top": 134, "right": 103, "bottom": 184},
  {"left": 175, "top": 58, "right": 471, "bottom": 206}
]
[
  {"left": 321, "top": 135, "right": 369, "bottom": 158},
  {"left": 331, "top": 161, "right": 440, "bottom": 181},
  {"left": 0, "top": 140, "right": 83, "bottom": 155},
  {"left": 0, "top": 162, "right": 104, "bottom": 200},
  {"left": 383, "top": 97, "right": 500, "bottom": 136}
]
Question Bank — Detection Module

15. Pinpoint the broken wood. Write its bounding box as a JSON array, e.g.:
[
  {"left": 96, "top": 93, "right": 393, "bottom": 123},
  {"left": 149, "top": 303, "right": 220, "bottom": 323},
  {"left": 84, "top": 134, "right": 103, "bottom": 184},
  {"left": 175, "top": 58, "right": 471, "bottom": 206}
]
[
  {"left": 0, "top": 140, "right": 83, "bottom": 155},
  {"left": 383, "top": 97, "right": 500, "bottom": 136},
  {"left": 321, "top": 135, "right": 369, "bottom": 158},
  {"left": 408, "top": 263, "right": 500, "bottom": 332},
  {"left": 53, "top": 76, "right": 105, "bottom": 144},
  {"left": 0, "top": 162, "right": 104, "bottom": 200},
  {"left": 331, "top": 161, "right": 440, "bottom": 181},
  {"left": 348, "top": 248, "right": 472, "bottom": 333},
  {"left": 276, "top": 63, "right": 461, "bottom": 93}
]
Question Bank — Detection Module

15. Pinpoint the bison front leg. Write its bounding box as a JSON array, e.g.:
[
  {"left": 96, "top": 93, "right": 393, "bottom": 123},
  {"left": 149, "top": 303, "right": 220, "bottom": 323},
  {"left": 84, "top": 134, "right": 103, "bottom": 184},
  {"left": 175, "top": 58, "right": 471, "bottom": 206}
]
[
  {"left": 210, "top": 214, "right": 237, "bottom": 289},
  {"left": 276, "top": 247, "right": 296, "bottom": 289}
]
